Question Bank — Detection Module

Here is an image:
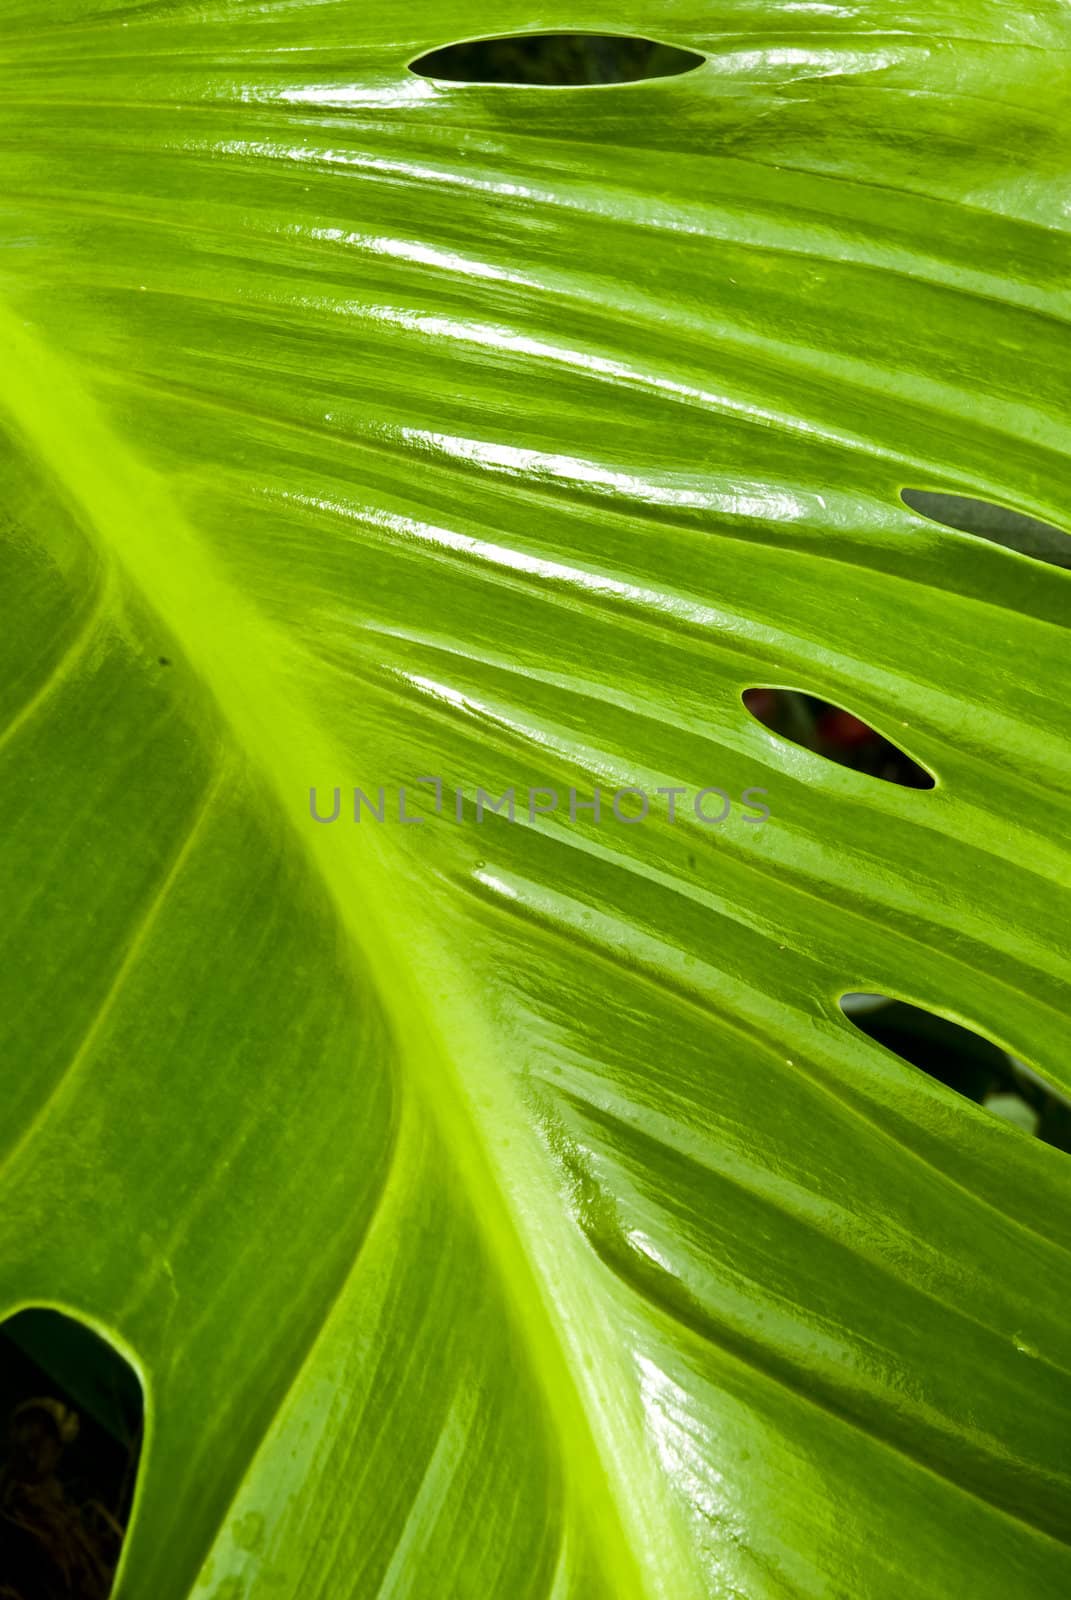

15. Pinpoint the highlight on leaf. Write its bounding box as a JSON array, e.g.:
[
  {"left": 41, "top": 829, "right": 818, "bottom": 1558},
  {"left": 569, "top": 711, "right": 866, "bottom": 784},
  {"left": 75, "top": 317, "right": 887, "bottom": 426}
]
[
  {"left": 742, "top": 688, "right": 935, "bottom": 789},
  {"left": 408, "top": 33, "right": 705, "bottom": 86}
]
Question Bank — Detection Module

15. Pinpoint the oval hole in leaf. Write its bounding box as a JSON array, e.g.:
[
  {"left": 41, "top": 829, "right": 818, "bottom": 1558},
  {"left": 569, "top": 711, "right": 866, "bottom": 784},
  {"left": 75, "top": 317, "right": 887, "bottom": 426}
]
[
  {"left": 839, "top": 995, "right": 1071, "bottom": 1152},
  {"left": 742, "top": 688, "right": 934, "bottom": 789},
  {"left": 901, "top": 489, "right": 1071, "bottom": 570},
  {"left": 409, "top": 33, "right": 705, "bottom": 86},
  {"left": 0, "top": 1307, "right": 143, "bottom": 1597}
]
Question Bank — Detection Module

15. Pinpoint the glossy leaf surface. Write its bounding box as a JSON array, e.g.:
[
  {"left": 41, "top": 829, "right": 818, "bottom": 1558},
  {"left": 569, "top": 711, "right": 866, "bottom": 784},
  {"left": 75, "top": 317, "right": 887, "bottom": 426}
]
[{"left": 1, "top": 3, "right": 1069, "bottom": 1597}]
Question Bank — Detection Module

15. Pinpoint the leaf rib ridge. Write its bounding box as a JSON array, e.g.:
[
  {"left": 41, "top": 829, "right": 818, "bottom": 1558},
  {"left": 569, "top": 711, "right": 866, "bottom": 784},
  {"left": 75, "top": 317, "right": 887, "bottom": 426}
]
[
  {"left": 0, "top": 763, "right": 224, "bottom": 1173},
  {"left": 0, "top": 575, "right": 110, "bottom": 757}
]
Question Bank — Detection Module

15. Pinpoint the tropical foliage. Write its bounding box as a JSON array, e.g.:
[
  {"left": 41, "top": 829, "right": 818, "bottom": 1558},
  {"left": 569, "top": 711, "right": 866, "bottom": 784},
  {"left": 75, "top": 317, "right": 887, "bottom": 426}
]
[{"left": 1, "top": 3, "right": 1069, "bottom": 1597}]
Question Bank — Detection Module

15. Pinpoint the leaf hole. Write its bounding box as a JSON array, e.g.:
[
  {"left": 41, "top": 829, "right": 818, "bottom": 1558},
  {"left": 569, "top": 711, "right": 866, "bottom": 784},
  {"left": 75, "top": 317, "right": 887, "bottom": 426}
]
[
  {"left": 0, "top": 1308, "right": 143, "bottom": 1598},
  {"left": 408, "top": 33, "right": 705, "bottom": 86},
  {"left": 901, "top": 489, "right": 1071, "bottom": 570},
  {"left": 839, "top": 995, "right": 1071, "bottom": 1151},
  {"left": 742, "top": 688, "right": 934, "bottom": 789}
]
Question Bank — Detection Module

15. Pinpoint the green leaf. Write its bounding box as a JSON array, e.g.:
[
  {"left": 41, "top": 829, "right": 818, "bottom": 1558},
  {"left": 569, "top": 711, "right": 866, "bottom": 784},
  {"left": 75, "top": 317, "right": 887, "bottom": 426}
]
[{"left": 1, "top": 4, "right": 1069, "bottom": 1597}]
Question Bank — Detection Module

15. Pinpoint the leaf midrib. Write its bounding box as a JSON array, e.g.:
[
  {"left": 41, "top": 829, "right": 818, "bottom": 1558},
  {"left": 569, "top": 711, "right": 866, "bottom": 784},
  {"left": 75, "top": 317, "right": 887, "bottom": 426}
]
[{"left": 0, "top": 302, "right": 710, "bottom": 1600}]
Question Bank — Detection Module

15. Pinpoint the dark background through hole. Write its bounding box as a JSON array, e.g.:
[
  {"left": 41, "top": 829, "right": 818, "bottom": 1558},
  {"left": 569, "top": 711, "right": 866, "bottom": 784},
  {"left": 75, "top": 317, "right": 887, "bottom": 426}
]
[
  {"left": 1, "top": 1311, "right": 142, "bottom": 1600},
  {"left": 411, "top": 32, "right": 702, "bottom": 85}
]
